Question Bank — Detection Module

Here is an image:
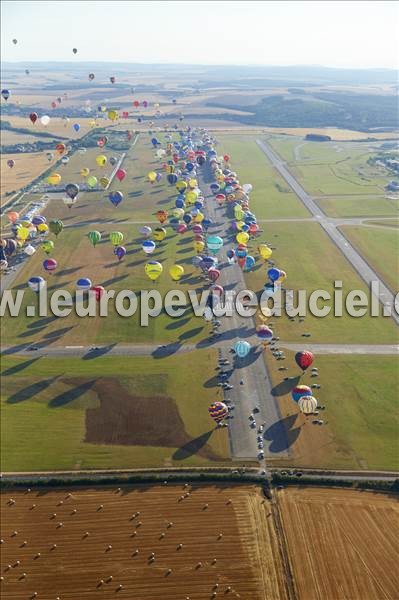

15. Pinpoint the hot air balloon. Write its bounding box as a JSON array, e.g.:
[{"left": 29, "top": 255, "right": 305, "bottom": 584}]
[
  {"left": 258, "top": 244, "right": 272, "bottom": 261},
  {"left": 110, "top": 231, "right": 123, "bottom": 246},
  {"left": 114, "top": 245, "right": 126, "bottom": 261},
  {"left": 96, "top": 154, "right": 107, "bottom": 167},
  {"left": 12, "top": 38, "right": 17, "bottom": 44},
  {"left": 16, "top": 226, "right": 30, "bottom": 241},
  {"left": 295, "top": 351, "right": 314, "bottom": 371},
  {"left": 1, "top": 89, "right": 10, "bottom": 101},
  {"left": 7, "top": 211, "right": 19, "bottom": 224},
  {"left": 244, "top": 256, "right": 255, "bottom": 271},
  {"left": 40, "top": 115, "right": 51, "bottom": 126},
  {"left": 87, "top": 175, "right": 98, "bottom": 188},
  {"left": 291, "top": 385, "right": 313, "bottom": 403},
  {"left": 147, "top": 171, "right": 157, "bottom": 184},
  {"left": 109, "top": 191, "right": 123, "bottom": 207},
  {"left": 56, "top": 143, "right": 66, "bottom": 155},
  {"left": 110, "top": 76, "right": 116, "bottom": 84},
  {"left": 139, "top": 225, "right": 152, "bottom": 238},
  {"left": 145, "top": 261, "right": 163, "bottom": 281},
  {"left": 49, "top": 220, "right": 63, "bottom": 237},
  {"left": 156, "top": 210, "right": 168, "bottom": 224},
  {"left": 267, "top": 267, "right": 281, "bottom": 282},
  {"left": 207, "top": 236, "right": 223, "bottom": 255},
  {"left": 46, "top": 152, "right": 54, "bottom": 162},
  {"left": 24, "top": 244, "right": 36, "bottom": 256},
  {"left": 236, "top": 231, "right": 249, "bottom": 245},
  {"left": 208, "top": 402, "right": 228, "bottom": 424},
  {"left": 36, "top": 223, "right": 48, "bottom": 234},
  {"left": 207, "top": 267, "right": 220, "bottom": 283},
  {"left": 41, "top": 241, "right": 54, "bottom": 255},
  {"left": 234, "top": 340, "right": 251, "bottom": 358},
  {"left": 29, "top": 112, "right": 38, "bottom": 124},
  {"left": 256, "top": 325, "right": 273, "bottom": 342},
  {"left": 88, "top": 73, "right": 95, "bottom": 81},
  {"left": 47, "top": 173, "right": 61, "bottom": 186},
  {"left": 108, "top": 109, "right": 118, "bottom": 121},
  {"left": 73, "top": 123, "right": 80, "bottom": 132},
  {"left": 80, "top": 167, "right": 90, "bottom": 178},
  {"left": 91, "top": 285, "right": 105, "bottom": 302},
  {"left": 72, "top": 47, "right": 78, "bottom": 54},
  {"left": 153, "top": 227, "right": 166, "bottom": 242},
  {"left": 43, "top": 258, "right": 57, "bottom": 273},
  {"left": 28, "top": 276, "right": 45, "bottom": 293},
  {"left": 4, "top": 239, "right": 17, "bottom": 256},
  {"left": 109, "top": 156, "right": 118, "bottom": 166},
  {"left": 115, "top": 169, "right": 126, "bottom": 182},
  {"left": 65, "top": 183, "right": 79, "bottom": 200},
  {"left": 32, "top": 216, "right": 46, "bottom": 226},
  {"left": 88, "top": 231, "right": 101, "bottom": 247},
  {"left": 298, "top": 395, "right": 318, "bottom": 415},
  {"left": 169, "top": 265, "right": 184, "bottom": 281},
  {"left": 7, "top": 159, "right": 15, "bottom": 169},
  {"left": 76, "top": 277, "right": 92, "bottom": 290},
  {"left": 97, "top": 136, "right": 107, "bottom": 147},
  {"left": 142, "top": 240, "right": 156, "bottom": 254}
]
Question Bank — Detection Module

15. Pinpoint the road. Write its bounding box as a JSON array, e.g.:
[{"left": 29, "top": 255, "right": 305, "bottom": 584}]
[
  {"left": 201, "top": 168, "right": 288, "bottom": 464},
  {"left": 256, "top": 139, "right": 399, "bottom": 326}
]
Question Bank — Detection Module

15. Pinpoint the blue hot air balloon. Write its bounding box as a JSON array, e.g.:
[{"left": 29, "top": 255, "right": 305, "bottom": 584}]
[
  {"left": 76, "top": 277, "right": 92, "bottom": 290},
  {"left": 234, "top": 340, "right": 251, "bottom": 358},
  {"left": 109, "top": 191, "right": 123, "bottom": 207}
]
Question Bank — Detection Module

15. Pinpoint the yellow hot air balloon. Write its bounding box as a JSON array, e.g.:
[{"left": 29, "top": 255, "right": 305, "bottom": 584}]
[
  {"left": 96, "top": 155, "right": 107, "bottom": 167},
  {"left": 258, "top": 244, "right": 273, "bottom": 260},
  {"left": 188, "top": 178, "right": 198, "bottom": 189},
  {"left": 19, "top": 220, "right": 32, "bottom": 228},
  {"left": 172, "top": 208, "right": 184, "bottom": 219},
  {"left": 147, "top": 171, "right": 157, "bottom": 183},
  {"left": 236, "top": 221, "right": 245, "bottom": 231},
  {"left": 169, "top": 265, "right": 184, "bottom": 281},
  {"left": 100, "top": 176, "right": 110, "bottom": 188},
  {"left": 234, "top": 206, "right": 245, "bottom": 220},
  {"left": 89, "top": 119, "right": 96, "bottom": 128},
  {"left": 37, "top": 223, "right": 49, "bottom": 234},
  {"left": 47, "top": 173, "right": 62, "bottom": 185},
  {"left": 145, "top": 261, "right": 163, "bottom": 281},
  {"left": 87, "top": 176, "right": 98, "bottom": 188},
  {"left": 236, "top": 231, "right": 250, "bottom": 245},
  {"left": 153, "top": 227, "right": 166, "bottom": 241},
  {"left": 193, "top": 212, "right": 204, "bottom": 223},
  {"left": 194, "top": 240, "right": 205, "bottom": 253},
  {"left": 108, "top": 109, "right": 118, "bottom": 121},
  {"left": 110, "top": 231, "right": 124, "bottom": 246},
  {"left": 16, "top": 226, "right": 30, "bottom": 241},
  {"left": 185, "top": 190, "right": 198, "bottom": 205},
  {"left": 176, "top": 180, "right": 187, "bottom": 192},
  {"left": 80, "top": 167, "right": 90, "bottom": 178}
]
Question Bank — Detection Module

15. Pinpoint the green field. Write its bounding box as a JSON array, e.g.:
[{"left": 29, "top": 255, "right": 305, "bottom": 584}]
[
  {"left": 315, "top": 196, "right": 398, "bottom": 218},
  {"left": 217, "top": 134, "right": 310, "bottom": 219},
  {"left": 339, "top": 225, "right": 399, "bottom": 293},
  {"left": 244, "top": 222, "right": 398, "bottom": 343},
  {"left": 265, "top": 351, "right": 399, "bottom": 471},
  {"left": 1, "top": 351, "right": 230, "bottom": 471},
  {"left": 267, "top": 136, "right": 373, "bottom": 165},
  {"left": 364, "top": 219, "right": 399, "bottom": 228}
]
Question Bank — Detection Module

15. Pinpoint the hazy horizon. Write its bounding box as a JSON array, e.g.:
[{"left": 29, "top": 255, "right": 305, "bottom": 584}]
[{"left": 1, "top": 1, "right": 398, "bottom": 69}]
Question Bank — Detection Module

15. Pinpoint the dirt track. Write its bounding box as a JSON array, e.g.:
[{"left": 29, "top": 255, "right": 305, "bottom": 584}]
[
  {"left": 0, "top": 484, "right": 288, "bottom": 600},
  {"left": 277, "top": 487, "right": 399, "bottom": 600}
]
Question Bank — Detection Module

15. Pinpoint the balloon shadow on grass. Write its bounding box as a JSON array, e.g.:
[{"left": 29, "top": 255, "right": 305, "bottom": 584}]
[
  {"left": 49, "top": 379, "right": 96, "bottom": 408},
  {"left": 271, "top": 376, "right": 301, "bottom": 397},
  {"left": 2, "top": 357, "right": 41, "bottom": 376},
  {"left": 263, "top": 414, "right": 300, "bottom": 453},
  {"left": 179, "top": 326, "right": 203, "bottom": 341},
  {"left": 173, "top": 430, "right": 214, "bottom": 460},
  {"left": 7, "top": 376, "right": 59, "bottom": 404},
  {"left": 152, "top": 342, "right": 182, "bottom": 359},
  {"left": 82, "top": 344, "right": 117, "bottom": 360}
]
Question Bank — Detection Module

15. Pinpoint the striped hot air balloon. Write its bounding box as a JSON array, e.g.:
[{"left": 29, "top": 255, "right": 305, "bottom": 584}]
[
  {"left": 298, "top": 395, "right": 318, "bottom": 415},
  {"left": 291, "top": 385, "right": 312, "bottom": 403},
  {"left": 208, "top": 402, "right": 228, "bottom": 424}
]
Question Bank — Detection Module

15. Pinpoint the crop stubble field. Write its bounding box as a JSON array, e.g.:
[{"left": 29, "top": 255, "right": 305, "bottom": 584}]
[
  {"left": 0, "top": 484, "right": 288, "bottom": 600},
  {"left": 277, "top": 487, "right": 399, "bottom": 600}
]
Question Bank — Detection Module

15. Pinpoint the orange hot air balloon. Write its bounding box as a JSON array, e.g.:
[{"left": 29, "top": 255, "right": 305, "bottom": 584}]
[
  {"left": 56, "top": 143, "right": 66, "bottom": 155},
  {"left": 7, "top": 211, "right": 19, "bottom": 224},
  {"left": 156, "top": 210, "right": 168, "bottom": 224}
]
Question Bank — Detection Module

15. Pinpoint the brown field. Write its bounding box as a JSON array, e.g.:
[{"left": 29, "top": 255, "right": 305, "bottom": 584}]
[
  {"left": 2, "top": 117, "right": 112, "bottom": 140},
  {"left": 277, "top": 487, "right": 399, "bottom": 600},
  {"left": 0, "top": 484, "right": 288, "bottom": 600},
  {"left": 0, "top": 152, "right": 58, "bottom": 203}
]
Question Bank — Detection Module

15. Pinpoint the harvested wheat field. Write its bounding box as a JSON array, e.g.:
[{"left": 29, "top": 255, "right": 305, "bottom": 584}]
[
  {"left": 1, "top": 152, "right": 57, "bottom": 202},
  {"left": 277, "top": 487, "right": 399, "bottom": 600},
  {"left": 0, "top": 484, "right": 288, "bottom": 600}
]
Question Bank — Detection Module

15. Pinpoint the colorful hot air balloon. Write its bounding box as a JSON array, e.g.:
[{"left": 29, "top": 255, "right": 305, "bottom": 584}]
[
  {"left": 49, "top": 219, "right": 63, "bottom": 237},
  {"left": 256, "top": 325, "right": 273, "bottom": 342},
  {"left": 291, "top": 385, "right": 313, "bottom": 403},
  {"left": 109, "top": 191, "right": 123, "bottom": 207},
  {"left": 156, "top": 210, "right": 168, "bottom": 224},
  {"left": 139, "top": 226, "right": 152, "bottom": 238},
  {"left": 1, "top": 89, "right": 10, "bottom": 101},
  {"left": 295, "top": 351, "right": 314, "bottom": 371},
  {"left": 208, "top": 402, "right": 228, "bottom": 424},
  {"left": 114, "top": 245, "right": 126, "bottom": 261},
  {"left": 234, "top": 340, "right": 251, "bottom": 358},
  {"left": 169, "top": 265, "right": 184, "bottom": 281},
  {"left": 110, "top": 231, "right": 123, "bottom": 246},
  {"left": 41, "top": 241, "right": 54, "bottom": 255},
  {"left": 153, "top": 227, "right": 166, "bottom": 242},
  {"left": 144, "top": 261, "right": 163, "bottom": 281},
  {"left": 76, "top": 277, "right": 92, "bottom": 290},
  {"left": 115, "top": 169, "right": 126, "bottom": 182},
  {"left": 87, "top": 175, "right": 98, "bottom": 188},
  {"left": 7, "top": 211, "right": 19, "bottom": 223},
  {"left": 7, "top": 159, "right": 15, "bottom": 171},
  {"left": 43, "top": 258, "right": 57, "bottom": 273},
  {"left": 142, "top": 240, "right": 156, "bottom": 254},
  {"left": 207, "top": 236, "right": 223, "bottom": 255},
  {"left": 56, "top": 143, "right": 66, "bottom": 155},
  {"left": 207, "top": 267, "right": 220, "bottom": 283},
  {"left": 147, "top": 171, "right": 157, "bottom": 183},
  {"left": 28, "top": 276, "right": 45, "bottom": 293},
  {"left": 298, "top": 395, "right": 318, "bottom": 415},
  {"left": 47, "top": 173, "right": 62, "bottom": 186},
  {"left": 88, "top": 231, "right": 101, "bottom": 247}
]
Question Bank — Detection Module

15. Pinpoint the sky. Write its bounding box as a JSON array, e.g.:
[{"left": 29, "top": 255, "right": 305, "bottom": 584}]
[{"left": 1, "top": 0, "right": 398, "bottom": 69}]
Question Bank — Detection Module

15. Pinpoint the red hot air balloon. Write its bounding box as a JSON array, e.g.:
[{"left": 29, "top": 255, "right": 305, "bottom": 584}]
[
  {"left": 51, "top": 101, "right": 57, "bottom": 109},
  {"left": 122, "top": 111, "right": 129, "bottom": 118},
  {"left": 91, "top": 285, "right": 105, "bottom": 302},
  {"left": 223, "top": 154, "right": 230, "bottom": 162},
  {"left": 207, "top": 267, "right": 220, "bottom": 283},
  {"left": 43, "top": 258, "right": 57, "bottom": 273},
  {"left": 115, "top": 169, "right": 126, "bottom": 182},
  {"left": 133, "top": 100, "right": 140, "bottom": 108},
  {"left": 295, "top": 351, "right": 314, "bottom": 371},
  {"left": 29, "top": 112, "right": 38, "bottom": 124}
]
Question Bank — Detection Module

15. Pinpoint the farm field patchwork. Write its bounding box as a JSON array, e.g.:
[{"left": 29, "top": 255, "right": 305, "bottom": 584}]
[
  {"left": 0, "top": 352, "right": 230, "bottom": 471},
  {"left": 277, "top": 487, "right": 399, "bottom": 600},
  {"left": 339, "top": 224, "right": 399, "bottom": 293},
  {"left": 1, "top": 152, "right": 58, "bottom": 203},
  {"left": 264, "top": 350, "right": 399, "bottom": 471}
]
